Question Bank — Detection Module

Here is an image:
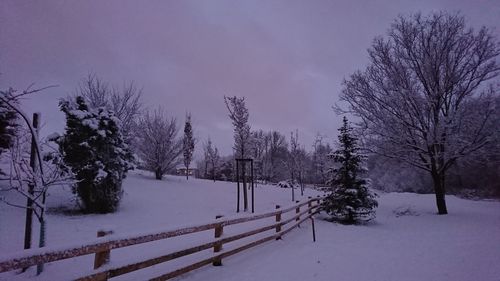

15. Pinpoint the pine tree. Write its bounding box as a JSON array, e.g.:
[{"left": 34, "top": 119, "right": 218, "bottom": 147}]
[
  {"left": 182, "top": 113, "right": 195, "bottom": 180},
  {"left": 322, "top": 117, "right": 377, "bottom": 224},
  {"left": 0, "top": 91, "right": 18, "bottom": 165},
  {"left": 57, "top": 96, "right": 134, "bottom": 213}
]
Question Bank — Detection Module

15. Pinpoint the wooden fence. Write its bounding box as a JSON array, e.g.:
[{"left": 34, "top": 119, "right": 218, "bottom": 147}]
[{"left": 0, "top": 197, "right": 322, "bottom": 281}]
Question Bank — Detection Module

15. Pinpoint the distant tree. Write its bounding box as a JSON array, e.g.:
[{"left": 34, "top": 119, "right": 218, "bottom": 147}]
[
  {"left": 57, "top": 96, "right": 133, "bottom": 213},
  {"left": 265, "top": 130, "right": 289, "bottom": 182},
  {"left": 250, "top": 130, "right": 267, "bottom": 182},
  {"left": 77, "top": 74, "right": 142, "bottom": 146},
  {"left": 203, "top": 138, "right": 220, "bottom": 182},
  {"left": 285, "top": 130, "right": 308, "bottom": 199},
  {"left": 340, "top": 12, "right": 500, "bottom": 214},
  {"left": 224, "top": 96, "right": 251, "bottom": 211},
  {"left": 322, "top": 117, "right": 378, "bottom": 224},
  {"left": 310, "top": 134, "right": 332, "bottom": 185},
  {"left": 182, "top": 113, "right": 195, "bottom": 180},
  {"left": 136, "top": 108, "right": 182, "bottom": 180}
]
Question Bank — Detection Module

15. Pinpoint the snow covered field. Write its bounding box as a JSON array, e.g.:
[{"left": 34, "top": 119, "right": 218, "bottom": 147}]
[{"left": 1, "top": 170, "right": 500, "bottom": 281}]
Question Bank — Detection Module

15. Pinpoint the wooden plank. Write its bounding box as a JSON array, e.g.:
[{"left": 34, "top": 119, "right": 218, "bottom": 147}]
[
  {"left": 149, "top": 257, "right": 214, "bottom": 281},
  {"left": 0, "top": 223, "right": 218, "bottom": 273},
  {"left": 150, "top": 234, "right": 278, "bottom": 281},
  {"left": 78, "top": 222, "right": 282, "bottom": 279}
]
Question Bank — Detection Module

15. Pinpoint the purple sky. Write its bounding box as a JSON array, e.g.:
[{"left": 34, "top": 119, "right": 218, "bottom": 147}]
[{"left": 1, "top": 0, "right": 499, "bottom": 157}]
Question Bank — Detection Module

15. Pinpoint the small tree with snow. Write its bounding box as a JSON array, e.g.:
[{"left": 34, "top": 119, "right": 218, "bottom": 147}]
[
  {"left": 182, "top": 113, "right": 195, "bottom": 180},
  {"left": 224, "top": 96, "right": 251, "bottom": 211},
  {"left": 57, "top": 96, "right": 134, "bottom": 213},
  {"left": 322, "top": 117, "right": 377, "bottom": 224}
]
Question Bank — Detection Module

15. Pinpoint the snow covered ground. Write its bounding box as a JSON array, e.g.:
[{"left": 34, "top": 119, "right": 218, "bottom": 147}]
[{"left": 1, "top": 170, "right": 499, "bottom": 281}]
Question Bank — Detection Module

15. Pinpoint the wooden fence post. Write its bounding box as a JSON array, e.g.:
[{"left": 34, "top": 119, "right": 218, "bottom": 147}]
[
  {"left": 275, "top": 205, "right": 281, "bottom": 240},
  {"left": 310, "top": 218, "right": 316, "bottom": 242},
  {"left": 295, "top": 201, "right": 300, "bottom": 225},
  {"left": 213, "top": 215, "right": 224, "bottom": 266},
  {"left": 93, "top": 229, "right": 113, "bottom": 279},
  {"left": 308, "top": 197, "right": 312, "bottom": 214}
]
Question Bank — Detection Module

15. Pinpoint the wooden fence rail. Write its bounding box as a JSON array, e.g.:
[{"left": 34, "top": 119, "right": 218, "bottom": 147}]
[{"left": 0, "top": 197, "right": 322, "bottom": 281}]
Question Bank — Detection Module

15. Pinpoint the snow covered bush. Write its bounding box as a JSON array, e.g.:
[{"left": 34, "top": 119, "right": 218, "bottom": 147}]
[
  {"left": 322, "top": 117, "right": 377, "bottom": 224},
  {"left": 56, "top": 96, "right": 134, "bottom": 213}
]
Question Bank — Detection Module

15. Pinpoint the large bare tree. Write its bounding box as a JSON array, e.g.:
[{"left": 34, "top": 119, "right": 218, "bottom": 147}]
[
  {"left": 340, "top": 12, "right": 500, "bottom": 214},
  {"left": 136, "top": 108, "right": 182, "bottom": 180}
]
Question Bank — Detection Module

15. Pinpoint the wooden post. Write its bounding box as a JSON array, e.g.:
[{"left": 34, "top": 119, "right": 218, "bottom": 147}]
[
  {"left": 22, "top": 113, "right": 40, "bottom": 272},
  {"left": 242, "top": 161, "right": 248, "bottom": 212},
  {"left": 236, "top": 161, "right": 240, "bottom": 213},
  {"left": 275, "top": 205, "right": 281, "bottom": 240},
  {"left": 213, "top": 215, "right": 224, "bottom": 266},
  {"left": 94, "top": 230, "right": 113, "bottom": 271},
  {"left": 295, "top": 201, "right": 300, "bottom": 227},
  {"left": 251, "top": 160, "right": 254, "bottom": 213},
  {"left": 310, "top": 218, "right": 316, "bottom": 242},
  {"left": 308, "top": 196, "right": 312, "bottom": 214},
  {"left": 295, "top": 201, "right": 300, "bottom": 222},
  {"left": 24, "top": 114, "right": 40, "bottom": 249}
]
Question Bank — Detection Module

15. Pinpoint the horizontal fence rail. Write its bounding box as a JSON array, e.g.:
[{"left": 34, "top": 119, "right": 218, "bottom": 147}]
[{"left": 0, "top": 196, "right": 323, "bottom": 281}]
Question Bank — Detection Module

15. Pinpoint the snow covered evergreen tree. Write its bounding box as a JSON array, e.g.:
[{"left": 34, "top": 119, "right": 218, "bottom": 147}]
[
  {"left": 57, "top": 96, "right": 134, "bottom": 213},
  {"left": 182, "top": 113, "right": 195, "bottom": 180},
  {"left": 322, "top": 117, "right": 377, "bottom": 224},
  {"left": 0, "top": 90, "right": 18, "bottom": 167}
]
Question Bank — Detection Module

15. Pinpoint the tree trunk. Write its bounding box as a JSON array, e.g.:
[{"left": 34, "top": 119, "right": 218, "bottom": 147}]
[
  {"left": 155, "top": 169, "right": 163, "bottom": 180},
  {"left": 432, "top": 170, "right": 448, "bottom": 215},
  {"left": 212, "top": 164, "right": 216, "bottom": 182}
]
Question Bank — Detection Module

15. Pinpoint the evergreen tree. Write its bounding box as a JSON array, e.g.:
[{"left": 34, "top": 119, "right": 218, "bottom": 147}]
[
  {"left": 322, "top": 117, "right": 377, "bottom": 224},
  {"left": 0, "top": 91, "right": 18, "bottom": 165},
  {"left": 57, "top": 96, "right": 134, "bottom": 213},
  {"left": 182, "top": 113, "right": 195, "bottom": 180}
]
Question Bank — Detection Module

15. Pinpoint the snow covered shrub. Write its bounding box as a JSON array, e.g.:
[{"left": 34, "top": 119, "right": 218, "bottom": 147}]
[
  {"left": 56, "top": 96, "right": 134, "bottom": 213},
  {"left": 0, "top": 90, "right": 18, "bottom": 172},
  {"left": 322, "top": 117, "right": 377, "bottom": 224}
]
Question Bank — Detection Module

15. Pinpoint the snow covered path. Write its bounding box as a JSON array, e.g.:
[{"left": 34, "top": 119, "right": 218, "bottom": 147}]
[{"left": 1, "top": 171, "right": 500, "bottom": 281}]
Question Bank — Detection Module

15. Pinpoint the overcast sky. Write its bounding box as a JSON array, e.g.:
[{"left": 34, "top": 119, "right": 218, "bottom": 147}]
[{"left": 1, "top": 0, "right": 499, "bottom": 157}]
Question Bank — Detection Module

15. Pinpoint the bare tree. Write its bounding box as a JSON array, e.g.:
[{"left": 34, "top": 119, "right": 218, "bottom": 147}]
[
  {"left": 311, "top": 134, "right": 332, "bottom": 185},
  {"left": 286, "top": 130, "right": 308, "bottom": 199},
  {"left": 203, "top": 137, "right": 220, "bottom": 182},
  {"left": 136, "top": 108, "right": 182, "bottom": 180},
  {"left": 250, "top": 130, "right": 267, "bottom": 182},
  {"left": 224, "top": 96, "right": 251, "bottom": 211},
  {"left": 340, "top": 12, "right": 500, "bottom": 214},
  {"left": 77, "top": 74, "right": 142, "bottom": 145},
  {"left": 0, "top": 86, "right": 71, "bottom": 274},
  {"left": 265, "top": 130, "right": 288, "bottom": 182}
]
